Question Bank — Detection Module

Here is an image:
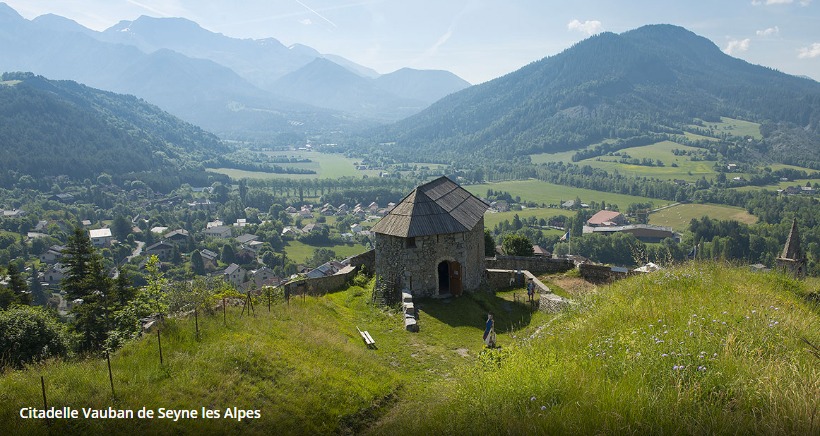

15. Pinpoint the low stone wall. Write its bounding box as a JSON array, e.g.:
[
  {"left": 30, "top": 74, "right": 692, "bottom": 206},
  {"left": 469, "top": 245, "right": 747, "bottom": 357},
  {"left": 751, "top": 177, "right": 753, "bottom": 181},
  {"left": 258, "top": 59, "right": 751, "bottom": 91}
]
[
  {"left": 282, "top": 266, "right": 358, "bottom": 297},
  {"left": 485, "top": 269, "right": 524, "bottom": 290},
  {"left": 348, "top": 249, "right": 375, "bottom": 272},
  {"left": 579, "top": 263, "right": 635, "bottom": 283},
  {"left": 486, "top": 256, "right": 574, "bottom": 275}
]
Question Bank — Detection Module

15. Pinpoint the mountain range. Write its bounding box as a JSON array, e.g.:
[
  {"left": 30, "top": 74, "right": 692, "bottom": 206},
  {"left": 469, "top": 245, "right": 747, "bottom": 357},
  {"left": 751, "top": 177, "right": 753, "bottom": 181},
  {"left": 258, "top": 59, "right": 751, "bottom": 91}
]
[
  {"left": 364, "top": 25, "right": 820, "bottom": 167},
  {"left": 0, "top": 3, "right": 470, "bottom": 141}
]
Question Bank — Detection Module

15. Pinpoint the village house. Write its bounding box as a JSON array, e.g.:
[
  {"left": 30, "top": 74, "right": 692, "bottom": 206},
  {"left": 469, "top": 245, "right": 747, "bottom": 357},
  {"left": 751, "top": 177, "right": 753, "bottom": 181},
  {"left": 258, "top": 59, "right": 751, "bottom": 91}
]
[
  {"left": 246, "top": 267, "right": 278, "bottom": 290},
  {"left": 163, "top": 229, "right": 190, "bottom": 245},
  {"left": 372, "top": 176, "right": 489, "bottom": 299},
  {"left": 45, "top": 263, "right": 68, "bottom": 285},
  {"left": 89, "top": 228, "right": 113, "bottom": 247},
  {"left": 144, "top": 241, "right": 175, "bottom": 261},
  {"left": 40, "top": 245, "right": 66, "bottom": 264},
  {"left": 223, "top": 263, "right": 246, "bottom": 288},
  {"left": 204, "top": 225, "right": 232, "bottom": 239},
  {"left": 199, "top": 249, "right": 219, "bottom": 270}
]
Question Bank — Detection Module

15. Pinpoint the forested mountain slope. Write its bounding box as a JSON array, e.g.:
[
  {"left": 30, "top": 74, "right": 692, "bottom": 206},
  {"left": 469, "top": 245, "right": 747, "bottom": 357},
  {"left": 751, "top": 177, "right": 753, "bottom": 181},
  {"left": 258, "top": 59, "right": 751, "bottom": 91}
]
[
  {"left": 366, "top": 25, "right": 820, "bottom": 165},
  {"left": 0, "top": 72, "right": 228, "bottom": 181}
]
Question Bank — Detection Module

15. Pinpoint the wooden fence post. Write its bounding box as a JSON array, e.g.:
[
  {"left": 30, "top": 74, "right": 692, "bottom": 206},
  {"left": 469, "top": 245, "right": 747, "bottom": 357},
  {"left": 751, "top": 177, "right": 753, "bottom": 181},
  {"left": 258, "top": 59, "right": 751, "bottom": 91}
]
[
  {"left": 41, "top": 376, "right": 50, "bottom": 427},
  {"left": 157, "top": 329, "right": 163, "bottom": 365},
  {"left": 106, "top": 350, "right": 115, "bottom": 399}
]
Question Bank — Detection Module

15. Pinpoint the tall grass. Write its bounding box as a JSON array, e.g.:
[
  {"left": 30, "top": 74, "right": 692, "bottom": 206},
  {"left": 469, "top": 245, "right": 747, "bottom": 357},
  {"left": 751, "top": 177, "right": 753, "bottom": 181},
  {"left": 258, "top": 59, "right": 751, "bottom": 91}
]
[
  {"left": 372, "top": 263, "right": 819, "bottom": 434},
  {"left": 2, "top": 265, "right": 817, "bottom": 434}
]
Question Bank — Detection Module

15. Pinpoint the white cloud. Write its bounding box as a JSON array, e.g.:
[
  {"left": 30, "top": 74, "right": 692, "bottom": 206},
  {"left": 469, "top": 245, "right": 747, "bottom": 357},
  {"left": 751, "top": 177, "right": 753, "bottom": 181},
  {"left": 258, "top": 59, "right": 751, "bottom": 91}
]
[
  {"left": 752, "top": 0, "right": 793, "bottom": 5},
  {"left": 756, "top": 26, "right": 779, "bottom": 37},
  {"left": 798, "top": 43, "right": 820, "bottom": 59},
  {"left": 299, "top": 18, "right": 313, "bottom": 25},
  {"left": 724, "top": 38, "right": 751, "bottom": 55},
  {"left": 567, "top": 19, "right": 602, "bottom": 36}
]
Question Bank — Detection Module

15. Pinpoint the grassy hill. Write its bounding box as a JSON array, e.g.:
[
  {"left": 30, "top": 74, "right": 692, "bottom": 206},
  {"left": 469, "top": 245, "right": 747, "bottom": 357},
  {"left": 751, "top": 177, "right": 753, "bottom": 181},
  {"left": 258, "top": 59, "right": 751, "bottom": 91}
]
[{"left": 1, "top": 264, "right": 817, "bottom": 434}]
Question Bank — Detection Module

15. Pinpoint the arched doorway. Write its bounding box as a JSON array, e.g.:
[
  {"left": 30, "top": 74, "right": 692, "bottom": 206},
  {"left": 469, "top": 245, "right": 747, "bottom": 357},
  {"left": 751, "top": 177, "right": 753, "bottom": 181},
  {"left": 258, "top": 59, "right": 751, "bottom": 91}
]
[{"left": 438, "top": 260, "right": 462, "bottom": 296}]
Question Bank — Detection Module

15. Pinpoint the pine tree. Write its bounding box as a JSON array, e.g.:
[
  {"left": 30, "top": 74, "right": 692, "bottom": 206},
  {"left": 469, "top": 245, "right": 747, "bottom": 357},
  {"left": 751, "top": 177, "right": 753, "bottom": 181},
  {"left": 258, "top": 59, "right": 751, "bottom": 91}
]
[
  {"left": 7, "top": 263, "right": 30, "bottom": 305},
  {"left": 29, "top": 267, "right": 49, "bottom": 306},
  {"left": 62, "top": 228, "right": 112, "bottom": 352},
  {"left": 191, "top": 250, "right": 205, "bottom": 275}
]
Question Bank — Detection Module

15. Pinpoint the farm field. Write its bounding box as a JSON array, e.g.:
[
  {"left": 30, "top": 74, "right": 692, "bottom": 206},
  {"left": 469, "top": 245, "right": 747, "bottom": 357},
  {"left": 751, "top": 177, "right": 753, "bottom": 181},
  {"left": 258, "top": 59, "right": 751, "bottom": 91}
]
[
  {"left": 465, "top": 179, "right": 668, "bottom": 210},
  {"left": 529, "top": 149, "right": 582, "bottom": 164},
  {"left": 648, "top": 203, "right": 757, "bottom": 230},
  {"left": 283, "top": 239, "right": 369, "bottom": 264},
  {"left": 483, "top": 208, "right": 571, "bottom": 230},
  {"left": 208, "top": 151, "right": 380, "bottom": 180}
]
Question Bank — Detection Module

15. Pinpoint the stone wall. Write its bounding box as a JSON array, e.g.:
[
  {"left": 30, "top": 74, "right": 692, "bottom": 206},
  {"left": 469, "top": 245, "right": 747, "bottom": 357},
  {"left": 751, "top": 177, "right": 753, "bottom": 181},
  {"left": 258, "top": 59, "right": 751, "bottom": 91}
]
[
  {"left": 486, "top": 256, "right": 574, "bottom": 275},
  {"left": 578, "top": 263, "right": 634, "bottom": 283},
  {"left": 374, "top": 218, "right": 486, "bottom": 298},
  {"left": 282, "top": 267, "right": 357, "bottom": 297},
  {"left": 348, "top": 249, "right": 375, "bottom": 272},
  {"left": 485, "top": 269, "right": 526, "bottom": 290}
]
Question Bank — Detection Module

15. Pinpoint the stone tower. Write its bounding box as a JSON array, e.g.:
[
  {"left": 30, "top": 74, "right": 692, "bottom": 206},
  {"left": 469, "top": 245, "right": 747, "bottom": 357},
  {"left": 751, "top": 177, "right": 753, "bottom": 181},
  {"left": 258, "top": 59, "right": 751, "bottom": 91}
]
[{"left": 371, "top": 176, "right": 489, "bottom": 303}]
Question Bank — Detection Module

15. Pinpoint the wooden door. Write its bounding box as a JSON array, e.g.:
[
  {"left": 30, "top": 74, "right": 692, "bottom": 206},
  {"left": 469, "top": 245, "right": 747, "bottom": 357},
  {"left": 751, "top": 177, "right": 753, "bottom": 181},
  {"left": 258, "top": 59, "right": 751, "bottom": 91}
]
[{"left": 449, "top": 261, "right": 462, "bottom": 296}]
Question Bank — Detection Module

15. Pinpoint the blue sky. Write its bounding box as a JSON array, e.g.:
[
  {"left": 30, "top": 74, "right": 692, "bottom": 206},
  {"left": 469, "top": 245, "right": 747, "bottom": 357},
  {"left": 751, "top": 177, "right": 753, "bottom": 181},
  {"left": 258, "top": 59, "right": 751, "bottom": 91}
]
[{"left": 5, "top": 0, "right": 819, "bottom": 84}]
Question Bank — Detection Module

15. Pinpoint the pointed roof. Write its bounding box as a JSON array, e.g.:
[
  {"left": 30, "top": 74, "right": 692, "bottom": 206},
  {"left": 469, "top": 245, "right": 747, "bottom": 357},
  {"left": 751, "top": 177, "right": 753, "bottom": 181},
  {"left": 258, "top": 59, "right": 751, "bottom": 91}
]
[
  {"left": 371, "top": 176, "right": 489, "bottom": 238},
  {"left": 779, "top": 218, "right": 804, "bottom": 260}
]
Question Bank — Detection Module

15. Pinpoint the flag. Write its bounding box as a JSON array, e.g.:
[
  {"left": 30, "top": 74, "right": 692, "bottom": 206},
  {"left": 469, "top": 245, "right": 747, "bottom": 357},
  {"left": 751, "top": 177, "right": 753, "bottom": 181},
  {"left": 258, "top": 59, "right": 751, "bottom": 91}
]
[{"left": 560, "top": 231, "right": 570, "bottom": 242}]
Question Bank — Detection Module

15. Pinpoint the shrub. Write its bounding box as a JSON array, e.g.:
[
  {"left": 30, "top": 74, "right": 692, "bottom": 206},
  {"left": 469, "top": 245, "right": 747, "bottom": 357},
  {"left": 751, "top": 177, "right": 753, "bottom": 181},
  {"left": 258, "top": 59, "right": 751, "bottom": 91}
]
[{"left": 0, "top": 305, "right": 70, "bottom": 368}]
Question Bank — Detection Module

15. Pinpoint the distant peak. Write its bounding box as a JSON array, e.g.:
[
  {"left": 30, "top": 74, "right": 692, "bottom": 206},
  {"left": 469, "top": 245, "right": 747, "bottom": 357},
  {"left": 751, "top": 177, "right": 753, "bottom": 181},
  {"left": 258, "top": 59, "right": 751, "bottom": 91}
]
[{"left": 0, "top": 2, "right": 24, "bottom": 21}]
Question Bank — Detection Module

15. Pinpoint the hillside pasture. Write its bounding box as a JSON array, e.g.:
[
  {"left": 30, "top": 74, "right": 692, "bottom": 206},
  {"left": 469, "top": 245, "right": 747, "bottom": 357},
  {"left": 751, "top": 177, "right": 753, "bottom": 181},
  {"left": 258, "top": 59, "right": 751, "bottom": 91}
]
[
  {"left": 465, "top": 179, "right": 667, "bottom": 210},
  {"left": 575, "top": 141, "right": 718, "bottom": 181},
  {"left": 649, "top": 203, "right": 757, "bottom": 230}
]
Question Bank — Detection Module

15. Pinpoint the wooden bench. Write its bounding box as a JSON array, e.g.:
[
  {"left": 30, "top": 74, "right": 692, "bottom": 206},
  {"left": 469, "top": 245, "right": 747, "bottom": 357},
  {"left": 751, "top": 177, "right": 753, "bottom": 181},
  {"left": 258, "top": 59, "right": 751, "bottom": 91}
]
[{"left": 356, "top": 326, "right": 376, "bottom": 349}]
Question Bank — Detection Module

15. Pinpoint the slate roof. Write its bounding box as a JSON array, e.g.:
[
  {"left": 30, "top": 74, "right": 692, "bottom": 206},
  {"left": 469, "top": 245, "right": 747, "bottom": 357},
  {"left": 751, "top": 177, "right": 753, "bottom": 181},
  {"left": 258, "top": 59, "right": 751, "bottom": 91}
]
[{"left": 371, "top": 176, "right": 488, "bottom": 238}]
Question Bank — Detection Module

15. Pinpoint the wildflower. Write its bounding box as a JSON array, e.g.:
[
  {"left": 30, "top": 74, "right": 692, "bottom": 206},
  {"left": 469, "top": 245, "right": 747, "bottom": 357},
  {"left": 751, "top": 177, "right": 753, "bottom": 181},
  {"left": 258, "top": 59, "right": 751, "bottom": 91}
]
[
  {"left": 541, "top": 406, "right": 547, "bottom": 411},
  {"left": 531, "top": 396, "right": 537, "bottom": 402},
  {"left": 662, "top": 353, "right": 669, "bottom": 357}
]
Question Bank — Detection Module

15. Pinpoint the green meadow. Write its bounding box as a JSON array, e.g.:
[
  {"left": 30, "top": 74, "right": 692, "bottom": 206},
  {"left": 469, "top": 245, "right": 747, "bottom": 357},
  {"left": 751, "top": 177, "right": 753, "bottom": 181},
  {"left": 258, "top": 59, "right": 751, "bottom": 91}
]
[
  {"left": 283, "top": 240, "right": 369, "bottom": 264},
  {"left": 2, "top": 264, "right": 817, "bottom": 434},
  {"left": 465, "top": 179, "right": 667, "bottom": 209},
  {"left": 649, "top": 203, "right": 758, "bottom": 230},
  {"left": 208, "top": 151, "right": 380, "bottom": 180},
  {"left": 482, "top": 208, "right": 571, "bottom": 230}
]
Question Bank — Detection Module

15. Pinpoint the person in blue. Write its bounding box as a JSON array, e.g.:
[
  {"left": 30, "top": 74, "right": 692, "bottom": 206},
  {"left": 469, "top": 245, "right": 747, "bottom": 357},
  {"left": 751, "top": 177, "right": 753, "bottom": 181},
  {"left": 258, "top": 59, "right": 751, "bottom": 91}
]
[{"left": 483, "top": 313, "right": 496, "bottom": 348}]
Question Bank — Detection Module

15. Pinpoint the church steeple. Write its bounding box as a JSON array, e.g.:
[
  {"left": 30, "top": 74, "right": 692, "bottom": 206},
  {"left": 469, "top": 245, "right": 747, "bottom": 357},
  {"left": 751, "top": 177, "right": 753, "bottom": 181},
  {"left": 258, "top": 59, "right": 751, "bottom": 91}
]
[
  {"left": 781, "top": 218, "right": 803, "bottom": 260},
  {"left": 777, "top": 218, "right": 806, "bottom": 279}
]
